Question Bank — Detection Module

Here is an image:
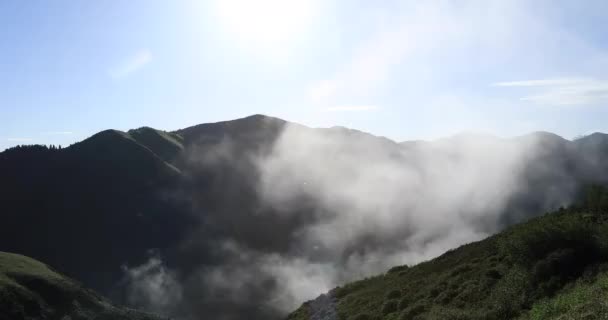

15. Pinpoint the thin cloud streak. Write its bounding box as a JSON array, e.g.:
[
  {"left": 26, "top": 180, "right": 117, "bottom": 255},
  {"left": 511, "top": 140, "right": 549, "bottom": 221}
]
[
  {"left": 495, "top": 78, "right": 608, "bottom": 106},
  {"left": 307, "top": 1, "right": 534, "bottom": 106},
  {"left": 492, "top": 78, "right": 589, "bottom": 87},
  {"left": 108, "top": 49, "right": 153, "bottom": 79}
]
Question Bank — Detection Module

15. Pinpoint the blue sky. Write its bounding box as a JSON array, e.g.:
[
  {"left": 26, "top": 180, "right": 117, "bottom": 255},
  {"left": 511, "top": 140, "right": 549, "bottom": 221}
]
[{"left": 2, "top": 0, "right": 608, "bottom": 151}]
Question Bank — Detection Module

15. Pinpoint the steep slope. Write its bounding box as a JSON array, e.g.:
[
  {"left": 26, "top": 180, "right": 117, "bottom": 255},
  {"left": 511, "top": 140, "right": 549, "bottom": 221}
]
[
  {"left": 0, "top": 251, "right": 162, "bottom": 320},
  {"left": 287, "top": 195, "right": 608, "bottom": 320},
  {"left": 127, "top": 127, "right": 184, "bottom": 165},
  {"left": 0, "top": 130, "right": 193, "bottom": 293}
]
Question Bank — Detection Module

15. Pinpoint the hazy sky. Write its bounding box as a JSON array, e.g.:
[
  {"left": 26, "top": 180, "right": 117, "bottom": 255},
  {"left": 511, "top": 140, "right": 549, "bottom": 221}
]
[{"left": 2, "top": 0, "right": 608, "bottom": 151}]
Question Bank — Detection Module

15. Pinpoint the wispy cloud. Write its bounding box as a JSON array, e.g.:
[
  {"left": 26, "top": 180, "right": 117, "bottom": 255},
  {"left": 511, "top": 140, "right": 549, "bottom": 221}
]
[
  {"left": 42, "top": 131, "right": 73, "bottom": 135},
  {"left": 492, "top": 78, "right": 588, "bottom": 87},
  {"left": 6, "top": 137, "right": 33, "bottom": 142},
  {"left": 108, "top": 49, "right": 153, "bottom": 79},
  {"left": 494, "top": 78, "right": 608, "bottom": 106},
  {"left": 324, "top": 105, "right": 378, "bottom": 112},
  {"left": 307, "top": 1, "right": 532, "bottom": 106}
]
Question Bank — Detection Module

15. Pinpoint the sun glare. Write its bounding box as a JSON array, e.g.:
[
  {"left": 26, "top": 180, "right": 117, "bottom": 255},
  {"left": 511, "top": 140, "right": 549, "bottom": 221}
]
[{"left": 216, "top": 0, "right": 318, "bottom": 50}]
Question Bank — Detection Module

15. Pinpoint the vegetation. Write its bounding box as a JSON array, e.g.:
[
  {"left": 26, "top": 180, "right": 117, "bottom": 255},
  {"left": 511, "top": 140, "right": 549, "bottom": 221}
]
[
  {"left": 0, "top": 251, "right": 162, "bottom": 320},
  {"left": 287, "top": 187, "right": 608, "bottom": 320},
  {"left": 0, "top": 129, "right": 194, "bottom": 294},
  {"left": 127, "top": 126, "right": 184, "bottom": 164}
]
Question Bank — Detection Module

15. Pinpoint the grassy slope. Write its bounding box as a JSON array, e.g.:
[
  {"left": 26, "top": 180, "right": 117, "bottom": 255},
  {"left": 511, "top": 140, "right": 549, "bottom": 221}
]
[
  {"left": 287, "top": 208, "right": 608, "bottom": 320},
  {"left": 127, "top": 127, "right": 184, "bottom": 165},
  {"left": 0, "top": 252, "right": 163, "bottom": 320},
  {"left": 71, "top": 129, "right": 182, "bottom": 174}
]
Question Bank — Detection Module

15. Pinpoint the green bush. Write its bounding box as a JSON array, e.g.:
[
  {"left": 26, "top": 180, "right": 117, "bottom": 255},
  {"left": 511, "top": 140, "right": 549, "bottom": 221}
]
[
  {"left": 387, "top": 265, "right": 409, "bottom": 274},
  {"left": 499, "top": 215, "right": 601, "bottom": 267},
  {"left": 351, "top": 313, "right": 373, "bottom": 320},
  {"left": 485, "top": 269, "right": 502, "bottom": 280},
  {"left": 450, "top": 264, "right": 473, "bottom": 277},
  {"left": 382, "top": 299, "right": 398, "bottom": 315},
  {"left": 398, "top": 296, "right": 410, "bottom": 310},
  {"left": 400, "top": 302, "right": 426, "bottom": 319},
  {"left": 386, "top": 289, "right": 402, "bottom": 299},
  {"left": 435, "top": 289, "right": 457, "bottom": 305}
]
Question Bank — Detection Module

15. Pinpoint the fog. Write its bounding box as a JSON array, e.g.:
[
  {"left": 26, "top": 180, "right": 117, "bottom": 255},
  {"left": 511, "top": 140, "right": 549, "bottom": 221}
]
[{"left": 122, "top": 121, "right": 589, "bottom": 319}]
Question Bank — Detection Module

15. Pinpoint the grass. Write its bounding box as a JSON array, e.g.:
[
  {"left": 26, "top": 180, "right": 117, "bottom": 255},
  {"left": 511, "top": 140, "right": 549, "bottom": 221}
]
[
  {"left": 0, "top": 252, "right": 64, "bottom": 287},
  {"left": 521, "top": 272, "right": 608, "bottom": 320},
  {"left": 0, "top": 251, "right": 162, "bottom": 320},
  {"left": 127, "top": 126, "right": 184, "bottom": 164},
  {"left": 288, "top": 205, "right": 608, "bottom": 320}
]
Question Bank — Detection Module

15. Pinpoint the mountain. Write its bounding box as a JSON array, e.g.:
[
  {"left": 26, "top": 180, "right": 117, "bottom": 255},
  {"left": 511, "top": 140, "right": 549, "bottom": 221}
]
[
  {"left": 0, "top": 251, "right": 162, "bottom": 320},
  {"left": 287, "top": 196, "right": 608, "bottom": 320},
  {"left": 0, "top": 128, "right": 193, "bottom": 293},
  {"left": 2, "top": 114, "right": 608, "bottom": 319}
]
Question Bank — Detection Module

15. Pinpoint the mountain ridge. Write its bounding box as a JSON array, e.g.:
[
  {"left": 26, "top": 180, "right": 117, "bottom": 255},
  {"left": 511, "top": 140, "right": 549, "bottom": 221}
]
[
  {"left": 2, "top": 114, "right": 608, "bottom": 319},
  {"left": 5, "top": 114, "right": 606, "bottom": 156}
]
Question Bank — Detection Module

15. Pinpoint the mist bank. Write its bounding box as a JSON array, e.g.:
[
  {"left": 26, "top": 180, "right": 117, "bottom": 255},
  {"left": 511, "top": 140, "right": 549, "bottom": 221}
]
[{"left": 121, "top": 116, "right": 608, "bottom": 319}]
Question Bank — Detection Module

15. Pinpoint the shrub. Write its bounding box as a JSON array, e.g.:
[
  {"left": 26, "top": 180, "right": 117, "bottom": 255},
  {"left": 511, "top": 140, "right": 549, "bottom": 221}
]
[
  {"left": 398, "top": 297, "right": 410, "bottom": 310},
  {"left": 485, "top": 269, "right": 502, "bottom": 280},
  {"left": 382, "top": 299, "right": 399, "bottom": 315},
  {"left": 386, "top": 289, "right": 402, "bottom": 299},
  {"left": 334, "top": 282, "right": 365, "bottom": 298},
  {"left": 351, "top": 313, "right": 373, "bottom": 320},
  {"left": 435, "top": 290, "right": 457, "bottom": 305},
  {"left": 429, "top": 287, "right": 442, "bottom": 298},
  {"left": 388, "top": 265, "right": 409, "bottom": 274},
  {"left": 499, "top": 215, "right": 600, "bottom": 267},
  {"left": 400, "top": 302, "right": 426, "bottom": 319},
  {"left": 450, "top": 264, "right": 473, "bottom": 277}
]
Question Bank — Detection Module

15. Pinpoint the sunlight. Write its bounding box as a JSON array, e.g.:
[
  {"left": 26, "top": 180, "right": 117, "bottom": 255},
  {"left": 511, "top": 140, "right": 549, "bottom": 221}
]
[{"left": 216, "top": 0, "right": 318, "bottom": 50}]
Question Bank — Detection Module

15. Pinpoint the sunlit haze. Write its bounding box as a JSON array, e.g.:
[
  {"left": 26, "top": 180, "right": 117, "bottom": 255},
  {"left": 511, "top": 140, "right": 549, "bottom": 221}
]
[{"left": 2, "top": 1, "right": 608, "bottom": 151}]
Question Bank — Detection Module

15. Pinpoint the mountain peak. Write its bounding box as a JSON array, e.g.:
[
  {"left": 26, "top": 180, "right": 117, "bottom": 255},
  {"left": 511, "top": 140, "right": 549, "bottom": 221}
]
[{"left": 173, "top": 114, "right": 288, "bottom": 146}]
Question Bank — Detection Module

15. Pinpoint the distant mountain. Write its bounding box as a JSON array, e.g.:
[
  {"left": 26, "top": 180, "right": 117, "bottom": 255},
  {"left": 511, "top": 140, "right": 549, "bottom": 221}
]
[
  {"left": 1, "top": 114, "right": 608, "bottom": 319},
  {"left": 0, "top": 251, "right": 162, "bottom": 320}
]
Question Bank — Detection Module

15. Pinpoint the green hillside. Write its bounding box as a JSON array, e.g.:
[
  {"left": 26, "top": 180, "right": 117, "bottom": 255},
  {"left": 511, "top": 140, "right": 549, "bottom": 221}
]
[
  {"left": 0, "top": 252, "right": 163, "bottom": 320},
  {"left": 127, "top": 126, "right": 184, "bottom": 165},
  {"left": 287, "top": 192, "right": 608, "bottom": 320}
]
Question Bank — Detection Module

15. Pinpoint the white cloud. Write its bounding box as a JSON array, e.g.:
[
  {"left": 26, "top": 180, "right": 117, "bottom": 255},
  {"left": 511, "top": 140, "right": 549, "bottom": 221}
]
[
  {"left": 108, "top": 49, "right": 153, "bottom": 79},
  {"left": 495, "top": 78, "right": 608, "bottom": 106},
  {"left": 122, "top": 256, "right": 182, "bottom": 316},
  {"left": 324, "top": 105, "right": 378, "bottom": 112}
]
